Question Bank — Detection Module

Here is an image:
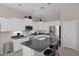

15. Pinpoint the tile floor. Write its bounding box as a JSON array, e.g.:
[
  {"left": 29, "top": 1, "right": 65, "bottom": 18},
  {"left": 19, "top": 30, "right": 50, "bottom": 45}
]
[
  {"left": 0, "top": 47, "right": 79, "bottom": 56},
  {"left": 58, "top": 47, "right": 79, "bottom": 56}
]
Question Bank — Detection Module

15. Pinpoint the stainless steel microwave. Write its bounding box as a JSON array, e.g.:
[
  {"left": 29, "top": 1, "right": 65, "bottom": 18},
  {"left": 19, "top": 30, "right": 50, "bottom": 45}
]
[{"left": 25, "top": 26, "right": 33, "bottom": 31}]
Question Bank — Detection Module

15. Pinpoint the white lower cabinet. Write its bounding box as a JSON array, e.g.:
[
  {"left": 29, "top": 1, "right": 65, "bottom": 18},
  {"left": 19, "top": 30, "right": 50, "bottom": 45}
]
[
  {"left": 23, "top": 45, "right": 34, "bottom": 56},
  {"left": 12, "top": 38, "right": 29, "bottom": 52},
  {"left": 23, "top": 45, "right": 43, "bottom": 56}
]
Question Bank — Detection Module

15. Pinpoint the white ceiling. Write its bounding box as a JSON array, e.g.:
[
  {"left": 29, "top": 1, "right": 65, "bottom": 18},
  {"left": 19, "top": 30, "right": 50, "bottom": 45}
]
[{"left": 0, "top": 3, "right": 79, "bottom": 19}]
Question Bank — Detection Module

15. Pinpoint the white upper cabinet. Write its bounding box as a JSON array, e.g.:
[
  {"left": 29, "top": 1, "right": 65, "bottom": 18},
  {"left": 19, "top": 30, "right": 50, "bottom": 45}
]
[
  {"left": 32, "top": 22, "right": 38, "bottom": 31},
  {"left": 1, "top": 18, "right": 7, "bottom": 31},
  {"left": 46, "top": 21, "right": 61, "bottom": 26},
  {"left": 33, "top": 21, "right": 49, "bottom": 33},
  {"left": 0, "top": 17, "right": 25, "bottom": 32},
  {"left": 37, "top": 22, "right": 47, "bottom": 30},
  {"left": 24, "top": 18, "right": 33, "bottom": 26},
  {"left": 0, "top": 17, "right": 60, "bottom": 32},
  {"left": 0, "top": 17, "right": 34, "bottom": 32},
  {"left": 33, "top": 21, "right": 60, "bottom": 31},
  {"left": 11, "top": 18, "right": 25, "bottom": 31}
]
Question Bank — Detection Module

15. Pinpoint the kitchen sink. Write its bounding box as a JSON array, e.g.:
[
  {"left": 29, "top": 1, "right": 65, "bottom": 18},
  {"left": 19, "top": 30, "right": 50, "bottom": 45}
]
[{"left": 37, "top": 37, "right": 46, "bottom": 40}]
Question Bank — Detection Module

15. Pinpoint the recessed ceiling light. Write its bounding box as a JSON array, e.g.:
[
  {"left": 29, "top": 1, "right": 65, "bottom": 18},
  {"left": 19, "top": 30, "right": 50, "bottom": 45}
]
[
  {"left": 47, "top": 3, "right": 52, "bottom": 5},
  {"left": 53, "top": 9, "right": 56, "bottom": 12},
  {"left": 32, "top": 10, "right": 34, "bottom": 12},
  {"left": 40, "top": 7, "right": 45, "bottom": 9},
  {"left": 18, "top": 4, "right": 23, "bottom": 6}
]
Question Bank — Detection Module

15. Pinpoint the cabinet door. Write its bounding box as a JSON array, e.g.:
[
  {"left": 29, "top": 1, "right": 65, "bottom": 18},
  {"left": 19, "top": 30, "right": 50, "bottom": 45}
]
[
  {"left": 15, "top": 19, "right": 25, "bottom": 31},
  {"left": 25, "top": 19, "right": 33, "bottom": 26},
  {"left": 11, "top": 18, "right": 21, "bottom": 31},
  {"left": 6, "top": 19, "right": 15, "bottom": 31},
  {"left": 12, "top": 38, "right": 29, "bottom": 52},
  {"left": 1, "top": 18, "right": 25, "bottom": 31},
  {"left": 23, "top": 45, "right": 34, "bottom": 56},
  {"left": 37, "top": 22, "right": 44, "bottom": 30},
  {"left": 43, "top": 22, "right": 49, "bottom": 31},
  {"left": 0, "top": 18, "right": 6, "bottom": 31},
  {"left": 62, "top": 20, "right": 77, "bottom": 49},
  {"left": 33, "top": 22, "right": 38, "bottom": 31}
]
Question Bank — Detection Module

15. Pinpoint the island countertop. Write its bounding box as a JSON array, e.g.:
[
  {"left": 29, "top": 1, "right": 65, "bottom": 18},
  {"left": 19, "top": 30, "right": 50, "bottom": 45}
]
[{"left": 21, "top": 36, "right": 58, "bottom": 52}]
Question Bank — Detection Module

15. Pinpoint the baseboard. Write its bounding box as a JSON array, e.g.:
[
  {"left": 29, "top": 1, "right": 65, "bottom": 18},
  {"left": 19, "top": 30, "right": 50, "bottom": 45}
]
[
  {"left": 14, "top": 49, "right": 22, "bottom": 53},
  {"left": 60, "top": 46, "right": 78, "bottom": 52}
]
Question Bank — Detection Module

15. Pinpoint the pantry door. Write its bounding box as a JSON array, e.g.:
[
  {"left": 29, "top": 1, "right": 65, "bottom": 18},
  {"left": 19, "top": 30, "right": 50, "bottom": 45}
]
[{"left": 62, "top": 20, "right": 77, "bottom": 49}]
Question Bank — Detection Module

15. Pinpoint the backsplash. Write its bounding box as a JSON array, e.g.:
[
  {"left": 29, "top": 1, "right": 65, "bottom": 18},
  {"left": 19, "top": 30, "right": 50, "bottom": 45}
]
[
  {"left": 36, "top": 30, "right": 49, "bottom": 33},
  {"left": 11, "top": 31, "right": 23, "bottom": 36}
]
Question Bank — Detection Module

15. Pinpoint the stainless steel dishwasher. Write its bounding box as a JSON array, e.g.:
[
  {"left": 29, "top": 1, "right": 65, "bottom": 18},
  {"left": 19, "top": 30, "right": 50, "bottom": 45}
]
[{"left": 3, "top": 42, "right": 13, "bottom": 54}]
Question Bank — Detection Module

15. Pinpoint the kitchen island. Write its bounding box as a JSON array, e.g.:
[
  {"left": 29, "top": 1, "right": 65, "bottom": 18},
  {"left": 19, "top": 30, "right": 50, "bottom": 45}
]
[{"left": 21, "top": 35, "right": 59, "bottom": 56}]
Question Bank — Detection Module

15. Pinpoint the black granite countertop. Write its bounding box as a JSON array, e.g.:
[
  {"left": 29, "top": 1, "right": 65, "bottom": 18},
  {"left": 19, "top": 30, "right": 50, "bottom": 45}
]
[
  {"left": 11, "top": 36, "right": 27, "bottom": 39},
  {"left": 21, "top": 36, "right": 58, "bottom": 52},
  {"left": 11, "top": 35, "right": 30, "bottom": 39}
]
